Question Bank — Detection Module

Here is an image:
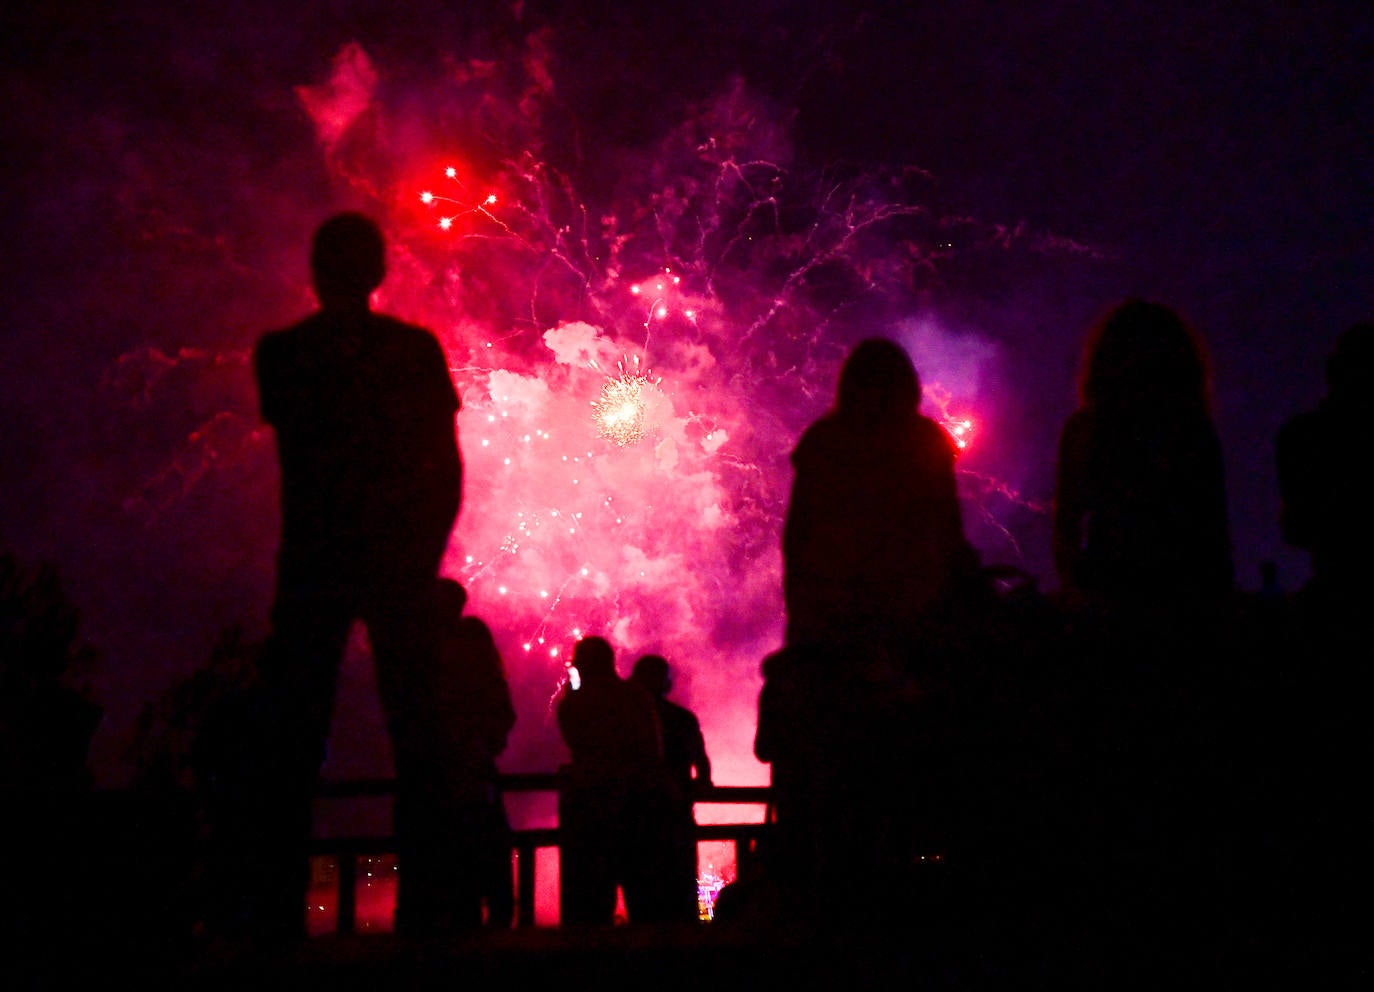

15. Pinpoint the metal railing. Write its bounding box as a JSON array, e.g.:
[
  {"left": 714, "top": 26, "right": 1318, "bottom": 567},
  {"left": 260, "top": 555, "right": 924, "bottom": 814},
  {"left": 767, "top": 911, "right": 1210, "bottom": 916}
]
[{"left": 310, "top": 773, "right": 772, "bottom": 933}]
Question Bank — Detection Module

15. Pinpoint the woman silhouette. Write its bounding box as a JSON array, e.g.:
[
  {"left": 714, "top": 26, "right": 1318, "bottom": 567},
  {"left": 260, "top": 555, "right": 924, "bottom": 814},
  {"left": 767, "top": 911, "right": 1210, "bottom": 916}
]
[{"left": 1054, "top": 298, "right": 1233, "bottom": 616}]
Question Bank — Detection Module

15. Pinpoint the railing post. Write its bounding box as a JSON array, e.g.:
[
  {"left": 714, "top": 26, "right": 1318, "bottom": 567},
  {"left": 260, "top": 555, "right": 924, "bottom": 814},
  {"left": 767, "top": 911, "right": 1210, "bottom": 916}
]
[
  {"left": 515, "top": 840, "right": 537, "bottom": 928},
  {"left": 336, "top": 853, "right": 356, "bottom": 935}
]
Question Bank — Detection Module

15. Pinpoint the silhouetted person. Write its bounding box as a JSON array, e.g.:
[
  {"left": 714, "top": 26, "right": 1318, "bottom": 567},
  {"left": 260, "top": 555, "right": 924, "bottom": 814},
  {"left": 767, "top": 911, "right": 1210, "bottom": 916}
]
[
  {"left": 1277, "top": 320, "right": 1374, "bottom": 611},
  {"left": 1054, "top": 299, "right": 1233, "bottom": 615},
  {"left": 1271, "top": 320, "right": 1374, "bottom": 974},
  {"left": 223, "top": 212, "right": 462, "bottom": 940},
  {"left": 556, "top": 636, "right": 676, "bottom": 926},
  {"left": 432, "top": 578, "right": 516, "bottom": 930},
  {"left": 755, "top": 338, "right": 980, "bottom": 930},
  {"left": 752, "top": 636, "right": 919, "bottom": 931},
  {"left": 630, "top": 653, "right": 712, "bottom": 923},
  {"left": 782, "top": 337, "right": 978, "bottom": 653},
  {"left": 1051, "top": 298, "right": 1234, "bottom": 961}
]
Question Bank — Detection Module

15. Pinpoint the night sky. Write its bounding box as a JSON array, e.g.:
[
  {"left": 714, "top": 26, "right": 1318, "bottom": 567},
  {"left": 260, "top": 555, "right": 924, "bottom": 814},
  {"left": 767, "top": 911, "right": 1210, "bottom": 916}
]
[{"left": 4, "top": 1, "right": 1372, "bottom": 791}]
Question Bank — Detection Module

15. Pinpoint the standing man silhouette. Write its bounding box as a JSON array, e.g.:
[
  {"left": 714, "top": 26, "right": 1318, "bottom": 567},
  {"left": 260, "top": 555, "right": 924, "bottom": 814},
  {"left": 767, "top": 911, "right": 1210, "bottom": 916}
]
[
  {"left": 236, "top": 211, "right": 462, "bottom": 939},
  {"left": 630, "top": 653, "right": 712, "bottom": 922}
]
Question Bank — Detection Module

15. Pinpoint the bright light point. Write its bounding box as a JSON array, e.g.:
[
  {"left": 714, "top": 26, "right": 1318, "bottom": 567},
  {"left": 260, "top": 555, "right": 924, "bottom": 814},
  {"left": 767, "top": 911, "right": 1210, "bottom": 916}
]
[
  {"left": 503, "top": 457, "right": 511, "bottom": 465},
  {"left": 549, "top": 647, "right": 560, "bottom": 658},
  {"left": 498, "top": 586, "right": 508, "bottom": 595},
  {"left": 685, "top": 309, "right": 696, "bottom": 318},
  {"left": 485, "top": 194, "right": 497, "bottom": 205},
  {"left": 487, "top": 415, "right": 496, "bottom": 422},
  {"left": 580, "top": 568, "right": 589, "bottom": 576},
  {"left": 420, "top": 191, "right": 434, "bottom": 203},
  {"left": 523, "top": 643, "right": 532, "bottom": 652},
  {"left": 940, "top": 416, "right": 976, "bottom": 453},
  {"left": 465, "top": 555, "right": 474, "bottom": 564},
  {"left": 656, "top": 306, "right": 668, "bottom": 318},
  {"left": 445, "top": 166, "right": 457, "bottom": 178},
  {"left": 540, "top": 590, "right": 549, "bottom": 598},
  {"left": 656, "top": 283, "right": 665, "bottom": 291},
  {"left": 593, "top": 367, "right": 656, "bottom": 446},
  {"left": 481, "top": 439, "right": 490, "bottom": 447},
  {"left": 572, "top": 479, "right": 579, "bottom": 485},
  {"left": 523, "top": 434, "right": 531, "bottom": 442},
  {"left": 439, "top": 217, "right": 453, "bottom": 230},
  {"left": 673, "top": 276, "right": 681, "bottom": 284},
  {"left": 631, "top": 285, "right": 641, "bottom": 295},
  {"left": 485, "top": 341, "right": 493, "bottom": 348}
]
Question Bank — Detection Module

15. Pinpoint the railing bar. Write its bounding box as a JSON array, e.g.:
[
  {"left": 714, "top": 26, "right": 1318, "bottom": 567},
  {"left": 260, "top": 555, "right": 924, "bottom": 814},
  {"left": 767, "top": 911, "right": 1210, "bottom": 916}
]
[{"left": 308, "top": 777, "right": 772, "bottom": 935}]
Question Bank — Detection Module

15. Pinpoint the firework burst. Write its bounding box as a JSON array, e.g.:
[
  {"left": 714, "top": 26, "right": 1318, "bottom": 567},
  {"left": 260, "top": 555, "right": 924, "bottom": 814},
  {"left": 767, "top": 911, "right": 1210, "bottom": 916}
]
[{"left": 590, "top": 356, "right": 663, "bottom": 447}]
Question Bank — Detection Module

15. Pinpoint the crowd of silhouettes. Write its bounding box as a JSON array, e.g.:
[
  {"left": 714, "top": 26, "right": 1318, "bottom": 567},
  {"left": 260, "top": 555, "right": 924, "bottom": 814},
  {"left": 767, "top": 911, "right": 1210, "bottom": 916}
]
[
  {"left": 743, "top": 304, "right": 1368, "bottom": 978},
  {"left": 6, "top": 210, "right": 1370, "bottom": 982},
  {"left": 556, "top": 636, "right": 686, "bottom": 925}
]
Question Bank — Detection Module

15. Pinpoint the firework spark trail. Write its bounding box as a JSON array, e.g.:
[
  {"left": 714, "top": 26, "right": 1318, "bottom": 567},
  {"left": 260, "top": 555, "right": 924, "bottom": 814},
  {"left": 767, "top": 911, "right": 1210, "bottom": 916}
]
[
  {"left": 123, "top": 412, "right": 264, "bottom": 522},
  {"left": 412, "top": 145, "right": 1031, "bottom": 701}
]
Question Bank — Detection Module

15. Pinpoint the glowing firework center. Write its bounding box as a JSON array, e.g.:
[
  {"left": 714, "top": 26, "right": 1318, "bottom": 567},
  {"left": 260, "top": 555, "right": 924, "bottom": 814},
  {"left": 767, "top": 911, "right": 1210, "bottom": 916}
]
[{"left": 592, "top": 359, "right": 666, "bottom": 447}]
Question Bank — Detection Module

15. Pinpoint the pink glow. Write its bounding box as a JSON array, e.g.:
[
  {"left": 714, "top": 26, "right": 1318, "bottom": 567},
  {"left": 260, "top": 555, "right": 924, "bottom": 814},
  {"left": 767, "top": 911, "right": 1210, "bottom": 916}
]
[{"left": 280, "top": 37, "right": 1039, "bottom": 787}]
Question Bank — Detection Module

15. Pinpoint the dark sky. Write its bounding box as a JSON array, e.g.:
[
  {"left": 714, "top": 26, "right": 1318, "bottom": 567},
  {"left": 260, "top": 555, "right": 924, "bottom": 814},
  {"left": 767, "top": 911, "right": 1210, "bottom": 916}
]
[{"left": 5, "top": 1, "right": 1372, "bottom": 788}]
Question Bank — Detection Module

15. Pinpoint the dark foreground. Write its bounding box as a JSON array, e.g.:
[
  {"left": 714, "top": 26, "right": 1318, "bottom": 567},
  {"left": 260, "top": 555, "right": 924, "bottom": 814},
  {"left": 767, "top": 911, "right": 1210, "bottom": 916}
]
[{"left": 16, "top": 900, "right": 1364, "bottom": 991}]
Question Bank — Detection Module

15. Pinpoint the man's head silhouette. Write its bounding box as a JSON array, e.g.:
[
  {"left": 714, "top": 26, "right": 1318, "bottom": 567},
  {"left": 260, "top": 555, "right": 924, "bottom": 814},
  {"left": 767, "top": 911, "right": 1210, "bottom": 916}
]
[
  {"left": 630, "top": 654, "right": 671, "bottom": 697},
  {"left": 571, "top": 636, "right": 617, "bottom": 684},
  {"left": 311, "top": 211, "right": 386, "bottom": 309},
  {"left": 836, "top": 337, "right": 921, "bottom": 422}
]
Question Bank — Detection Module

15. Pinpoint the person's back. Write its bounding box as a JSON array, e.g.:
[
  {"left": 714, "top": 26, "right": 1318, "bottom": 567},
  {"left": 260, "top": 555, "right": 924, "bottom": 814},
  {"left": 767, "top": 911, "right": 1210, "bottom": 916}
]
[
  {"left": 629, "top": 654, "right": 711, "bottom": 923},
  {"left": 1272, "top": 322, "right": 1374, "bottom": 970},
  {"left": 425, "top": 578, "right": 516, "bottom": 929},
  {"left": 783, "top": 338, "right": 976, "bottom": 650},
  {"left": 1277, "top": 321, "right": 1374, "bottom": 607},
  {"left": 1054, "top": 299, "right": 1233, "bottom": 616},
  {"left": 629, "top": 654, "right": 711, "bottom": 798},
  {"left": 256, "top": 292, "right": 460, "bottom": 587},
  {"left": 1052, "top": 299, "right": 1234, "bottom": 955},
  {"left": 219, "top": 212, "right": 463, "bottom": 941}
]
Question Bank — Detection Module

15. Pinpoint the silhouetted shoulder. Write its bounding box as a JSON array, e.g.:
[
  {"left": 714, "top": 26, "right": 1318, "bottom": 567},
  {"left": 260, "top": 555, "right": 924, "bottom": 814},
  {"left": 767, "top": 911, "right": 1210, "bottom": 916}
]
[
  {"left": 792, "top": 408, "right": 955, "bottom": 469},
  {"left": 911, "top": 410, "right": 960, "bottom": 462},
  {"left": 256, "top": 312, "right": 456, "bottom": 416}
]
